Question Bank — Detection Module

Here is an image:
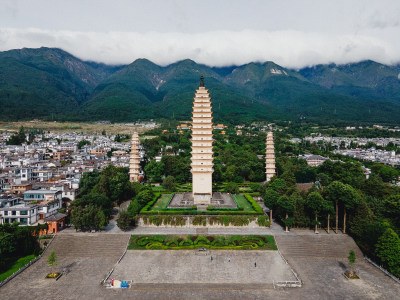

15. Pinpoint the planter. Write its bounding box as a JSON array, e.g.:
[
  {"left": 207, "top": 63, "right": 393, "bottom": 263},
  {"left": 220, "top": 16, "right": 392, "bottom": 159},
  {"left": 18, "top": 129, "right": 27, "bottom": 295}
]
[
  {"left": 343, "top": 272, "right": 360, "bottom": 279},
  {"left": 45, "top": 272, "right": 60, "bottom": 279}
]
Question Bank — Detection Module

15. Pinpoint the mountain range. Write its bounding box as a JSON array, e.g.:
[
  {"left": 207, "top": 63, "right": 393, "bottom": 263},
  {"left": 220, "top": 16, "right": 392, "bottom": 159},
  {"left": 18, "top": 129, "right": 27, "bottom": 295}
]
[{"left": 1, "top": 47, "right": 400, "bottom": 124}]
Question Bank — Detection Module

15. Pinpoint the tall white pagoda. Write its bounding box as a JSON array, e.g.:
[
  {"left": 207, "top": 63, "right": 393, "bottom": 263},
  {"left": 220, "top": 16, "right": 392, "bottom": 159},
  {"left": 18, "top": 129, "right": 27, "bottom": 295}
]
[
  {"left": 265, "top": 131, "right": 276, "bottom": 182},
  {"left": 191, "top": 76, "right": 214, "bottom": 205},
  {"left": 129, "top": 132, "right": 140, "bottom": 182}
]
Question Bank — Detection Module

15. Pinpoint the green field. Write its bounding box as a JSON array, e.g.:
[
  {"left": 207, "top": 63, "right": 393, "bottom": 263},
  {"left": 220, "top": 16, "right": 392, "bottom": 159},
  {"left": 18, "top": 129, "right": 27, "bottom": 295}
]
[
  {"left": 151, "top": 194, "right": 172, "bottom": 209},
  {"left": 128, "top": 235, "right": 277, "bottom": 250},
  {"left": 234, "top": 194, "right": 253, "bottom": 211},
  {"left": 0, "top": 254, "right": 36, "bottom": 282}
]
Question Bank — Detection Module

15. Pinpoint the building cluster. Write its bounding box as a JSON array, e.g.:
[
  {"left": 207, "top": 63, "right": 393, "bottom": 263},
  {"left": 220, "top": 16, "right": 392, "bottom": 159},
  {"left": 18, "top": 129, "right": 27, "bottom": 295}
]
[
  {"left": 0, "top": 131, "right": 145, "bottom": 229},
  {"left": 292, "top": 136, "right": 400, "bottom": 166},
  {"left": 333, "top": 148, "right": 400, "bottom": 166},
  {"left": 296, "top": 136, "right": 400, "bottom": 148}
]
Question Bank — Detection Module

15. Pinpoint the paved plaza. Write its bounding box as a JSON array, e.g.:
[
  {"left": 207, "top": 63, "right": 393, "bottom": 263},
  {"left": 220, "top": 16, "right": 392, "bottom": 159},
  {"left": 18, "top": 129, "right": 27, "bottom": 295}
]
[
  {"left": 112, "top": 250, "right": 295, "bottom": 285},
  {"left": 1, "top": 227, "right": 400, "bottom": 299}
]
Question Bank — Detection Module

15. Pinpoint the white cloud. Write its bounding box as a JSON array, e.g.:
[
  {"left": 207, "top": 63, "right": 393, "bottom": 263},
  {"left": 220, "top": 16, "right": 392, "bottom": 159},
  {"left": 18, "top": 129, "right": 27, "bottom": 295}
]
[{"left": 0, "top": 28, "right": 399, "bottom": 69}]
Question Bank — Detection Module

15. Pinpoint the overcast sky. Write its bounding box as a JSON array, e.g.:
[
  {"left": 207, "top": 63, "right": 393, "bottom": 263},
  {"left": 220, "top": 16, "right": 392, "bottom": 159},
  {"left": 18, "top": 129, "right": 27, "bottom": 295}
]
[{"left": 1, "top": 0, "right": 400, "bottom": 68}]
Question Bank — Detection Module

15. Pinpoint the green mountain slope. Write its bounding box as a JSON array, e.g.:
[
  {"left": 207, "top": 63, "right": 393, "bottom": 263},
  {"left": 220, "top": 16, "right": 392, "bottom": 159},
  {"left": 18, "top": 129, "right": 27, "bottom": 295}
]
[
  {"left": 0, "top": 47, "right": 121, "bottom": 120},
  {"left": 1, "top": 47, "right": 400, "bottom": 124},
  {"left": 299, "top": 60, "right": 400, "bottom": 103}
]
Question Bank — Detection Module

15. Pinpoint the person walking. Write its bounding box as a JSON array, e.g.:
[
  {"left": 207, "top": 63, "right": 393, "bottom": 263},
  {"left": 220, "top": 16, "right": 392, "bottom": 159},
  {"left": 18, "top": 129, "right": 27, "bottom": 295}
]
[
  {"left": 228, "top": 257, "right": 231, "bottom": 263},
  {"left": 211, "top": 255, "right": 213, "bottom": 262},
  {"left": 254, "top": 262, "right": 257, "bottom": 267}
]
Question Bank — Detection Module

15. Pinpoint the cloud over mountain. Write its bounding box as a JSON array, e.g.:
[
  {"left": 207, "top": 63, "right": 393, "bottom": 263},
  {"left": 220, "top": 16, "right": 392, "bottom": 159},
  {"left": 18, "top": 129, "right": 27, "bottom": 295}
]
[{"left": 0, "top": 28, "right": 399, "bottom": 69}]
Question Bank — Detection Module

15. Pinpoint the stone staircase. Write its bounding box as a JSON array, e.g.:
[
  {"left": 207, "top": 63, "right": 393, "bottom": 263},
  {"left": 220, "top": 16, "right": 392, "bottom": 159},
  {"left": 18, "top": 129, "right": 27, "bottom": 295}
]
[
  {"left": 275, "top": 234, "right": 363, "bottom": 259},
  {"left": 48, "top": 234, "right": 130, "bottom": 258}
]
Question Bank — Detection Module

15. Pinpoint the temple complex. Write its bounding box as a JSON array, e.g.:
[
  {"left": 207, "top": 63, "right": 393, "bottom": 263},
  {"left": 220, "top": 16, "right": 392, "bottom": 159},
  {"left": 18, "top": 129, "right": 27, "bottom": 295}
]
[
  {"left": 191, "top": 76, "right": 214, "bottom": 205},
  {"left": 265, "top": 131, "right": 276, "bottom": 182},
  {"left": 129, "top": 132, "right": 140, "bottom": 182}
]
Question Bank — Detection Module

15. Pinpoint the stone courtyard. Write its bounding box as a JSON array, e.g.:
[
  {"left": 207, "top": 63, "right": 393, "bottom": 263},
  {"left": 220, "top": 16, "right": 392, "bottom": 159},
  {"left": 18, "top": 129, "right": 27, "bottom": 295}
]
[
  {"left": 1, "top": 229, "right": 400, "bottom": 300},
  {"left": 112, "top": 250, "right": 295, "bottom": 285}
]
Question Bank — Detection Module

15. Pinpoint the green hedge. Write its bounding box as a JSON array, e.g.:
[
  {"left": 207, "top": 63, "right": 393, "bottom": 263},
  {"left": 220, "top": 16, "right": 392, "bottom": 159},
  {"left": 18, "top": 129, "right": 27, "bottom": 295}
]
[
  {"left": 244, "top": 194, "right": 264, "bottom": 214},
  {"left": 257, "top": 216, "right": 271, "bottom": 227},
  {"left": 140, "top": 193, "right": 161, "bottom": 214},
  {"left": 128, "top": 235, "right": 277, "bottom": 250}
]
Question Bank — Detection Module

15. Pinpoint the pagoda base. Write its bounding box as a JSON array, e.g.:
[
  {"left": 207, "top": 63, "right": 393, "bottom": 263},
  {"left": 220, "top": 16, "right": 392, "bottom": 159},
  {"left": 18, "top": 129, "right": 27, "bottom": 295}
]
[
  {"left": 193, "top": 193, "right": 211, "bottom": 205},
  {"left": 168, "top": 192, "right": 237, "bottom": 209}
]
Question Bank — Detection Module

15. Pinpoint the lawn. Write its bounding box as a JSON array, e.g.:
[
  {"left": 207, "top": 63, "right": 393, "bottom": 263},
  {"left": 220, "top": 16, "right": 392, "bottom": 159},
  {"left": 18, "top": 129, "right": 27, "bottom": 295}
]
[
  {"left": 152, "top": 194, "right": 173, "bottom": 209},
  {"left": 234, "top": 194, "right": 253, "bottom": 211},
  {"left": 128, "top": 235, "right": 277, "bottom": 250},
  {"left": 0, "top": 254, "right": 36, "bottom": 282}
]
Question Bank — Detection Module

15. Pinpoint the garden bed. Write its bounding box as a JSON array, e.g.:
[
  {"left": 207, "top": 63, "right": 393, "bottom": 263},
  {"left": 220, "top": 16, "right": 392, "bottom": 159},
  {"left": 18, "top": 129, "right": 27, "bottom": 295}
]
[
  {"left": 128, "top": 235, "right": 277, "bottom": 250},
  {"left": 45, "top": 272, "right": 61, "bottom": 279},
  {"left": 142, "top": 193, "right": 263, "bottom": 216}
]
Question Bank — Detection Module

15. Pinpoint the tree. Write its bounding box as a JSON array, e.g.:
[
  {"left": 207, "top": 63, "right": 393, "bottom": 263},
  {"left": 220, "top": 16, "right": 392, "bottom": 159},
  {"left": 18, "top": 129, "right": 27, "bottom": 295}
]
[
  {"left": 162, "top": 175, "right": 176, "bottom": 191},
  {"left": 136, "top": 189, "right": 154, "bottom": 207},
  {"left": 94, "top": 209, "right": 107, "bottom": 230},
  {"left": 127, "top": 199, "right": 142, "bottom": 217},
  {"left": 144, "top": 160, "right": 164, "bottom": 182},
  {"left": 323, "top": 199, "right": 335, "bottom": 234},
  {"left": 79, "top": 171, "right": 101, "bottom": 196},
  {"left": 382, "top": 195, "right": 400, "bottom": 228},
  {"left": 7, "top": 126, "right": 26, "bottom": 145},
  {"left": 47, "top": 250, "right": 58, "bottom": 275},
  {"left": 116, "top": 210, "right": 132, "bottom": 230},
  {"left": 341, "top": 185, "right": 361, "bottom": 234},
  {"left": 306, "top": 192, "right": 324, "bottom": 233},
  {"left": 78, "top": 140, "right": 91, "bottom": 149},
  {"left": 70, "top": 206, "right": 84, "bottom": 231},
  {"left": 264, "top": 188, "right": 279, "bottom": 222},
  {"left": 375, "top": 228, "right": 400, "bottom": 278},
  {"left": 225, "top": 182, "right": 239, "bottom": 194},
  {"left": 277, "top": 195, "right": 296, "bottom": 232},
  {"left": 325, "top": 181, "right": 346, "bottom": 234},
  {"left": 348, "top": 250, "right": 356, "bottom": 275}
]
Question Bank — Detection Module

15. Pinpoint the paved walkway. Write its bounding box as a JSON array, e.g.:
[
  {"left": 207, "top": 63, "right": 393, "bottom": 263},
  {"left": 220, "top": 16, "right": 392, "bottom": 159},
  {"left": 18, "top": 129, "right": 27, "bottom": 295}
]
[
  {"left": 112, "top": 250, "right": 295, "bottom": 284},
  {"left": 1, "top": 224, "right": 400, "bottom": 300},
  {"left": 101, "top": 217, "right": 345, "bottom": 236}
]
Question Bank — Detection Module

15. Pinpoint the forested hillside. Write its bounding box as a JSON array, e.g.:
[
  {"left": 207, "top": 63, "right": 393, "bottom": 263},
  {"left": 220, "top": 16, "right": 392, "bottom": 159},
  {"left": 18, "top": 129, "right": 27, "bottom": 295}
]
[{"left": 1, "top": 47, "right": 400, "bottom": 124}]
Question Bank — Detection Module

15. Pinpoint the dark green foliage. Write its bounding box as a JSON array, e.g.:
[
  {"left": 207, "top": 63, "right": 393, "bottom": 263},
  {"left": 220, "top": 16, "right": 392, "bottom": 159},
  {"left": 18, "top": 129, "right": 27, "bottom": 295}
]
[
  {"left": 117, "top": 210, "right": 133, "bottom": 230},
  {"left": 0, "top": 223, "right": 44, "bottom": 272},
  {"left": 78, "top": 171, "right": 101, "bottom": 197},
  {"left": 144, "top": 160, "right": 164, "bottom": 182},
  {"left": 162, "top": 176, "right": 176, "bottom": 192},
  {"left": 70, "top": 204, "right": 108, "bottom": 231},
  {"left": 348, "top": 250, "right": 356, "bottom": 274},
  {"left": 264, "top": 188, "right": 280, "bottom": 210},
  {"left": 257, "top": 216, "right": 271, "bottom": 227},
  {"left": 128, "top": 235, "right": 277, "bottom": 250},
  {"left": 77, "top": 140, "right": 90, "bottom": 149},
  {"left": 6, "top": 126, "right": 26, "bottom": 145},
  {"left": 224, "top": 182, "right": 239, "bottom": 194},
  {"left": 73, "top": 193, "right": 113, "bottom": 218},
  {"left": 375, "top": 228, "right": 400, "bottom": 277},
  {"left": 382, "top": 195, "right": 400, "bottom": 228},
  {"left": 277, "top": 195, "right": 296, "bottom": 215}
]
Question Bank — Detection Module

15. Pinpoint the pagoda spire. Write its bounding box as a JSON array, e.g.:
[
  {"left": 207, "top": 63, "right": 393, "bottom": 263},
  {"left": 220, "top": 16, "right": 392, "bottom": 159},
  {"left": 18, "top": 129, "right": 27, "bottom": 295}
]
[
  {"left": 200, "top": 75, "right": 204, "bottom": 87},
  {"left": 191, "top": 76, "right": 213, "bottom": 205}
]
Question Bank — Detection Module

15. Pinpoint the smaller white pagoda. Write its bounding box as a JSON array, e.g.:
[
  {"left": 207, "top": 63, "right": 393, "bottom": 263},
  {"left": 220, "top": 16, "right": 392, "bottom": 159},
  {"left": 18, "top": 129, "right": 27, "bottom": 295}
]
[
  {"left": 265, "top": 131, "right": 276, "bottom": 182},
  {"left": 129, "top": 132, "right": 140, "bottom": 182}
]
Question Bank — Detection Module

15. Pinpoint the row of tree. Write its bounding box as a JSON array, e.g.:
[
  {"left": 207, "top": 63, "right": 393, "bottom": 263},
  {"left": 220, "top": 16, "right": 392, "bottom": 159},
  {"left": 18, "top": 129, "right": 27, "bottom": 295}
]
[
  {"left": 70, "top": 165, "right": 140, "bottom": 230},
  {"left": 0, "top": 223, "right": 46, "bottom": 272},
  {"left": 264, "top": 150, "right": 400, "bottom": 278}
]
